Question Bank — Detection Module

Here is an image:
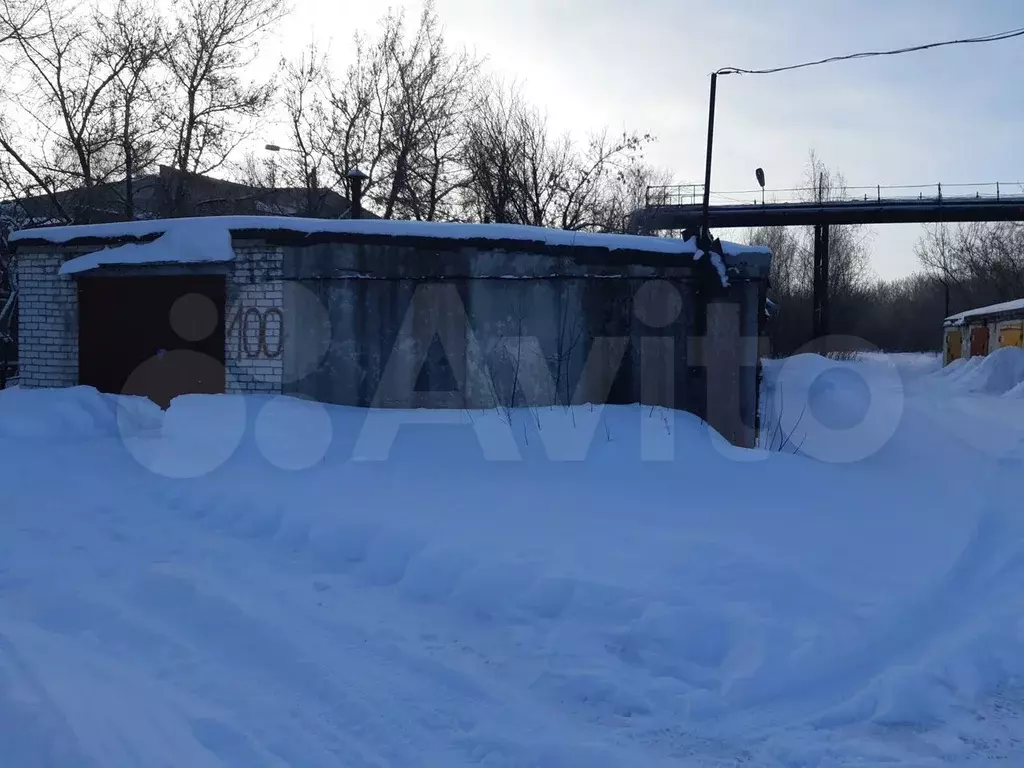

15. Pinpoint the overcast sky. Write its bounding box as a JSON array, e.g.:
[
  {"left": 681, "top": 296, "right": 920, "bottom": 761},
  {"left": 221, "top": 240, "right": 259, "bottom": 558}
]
[{"left": 258, "top": 0, "right": 1024, "bottom": 280}]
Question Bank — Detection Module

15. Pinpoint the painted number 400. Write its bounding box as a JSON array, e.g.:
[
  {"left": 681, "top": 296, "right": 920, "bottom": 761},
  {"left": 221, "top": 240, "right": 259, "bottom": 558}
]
[{"left": 227, "top": 305, "right": 283, "bottom": 359}]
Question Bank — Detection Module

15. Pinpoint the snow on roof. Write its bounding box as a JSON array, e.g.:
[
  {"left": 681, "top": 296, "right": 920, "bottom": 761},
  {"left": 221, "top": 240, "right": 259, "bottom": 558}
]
[
  {"left": 14, "top": 216, "right": 770, "bottom": 287},
  {"left": 944, "top": 298, "right": 1024, "bottom": 326},
  {"left": 58, "top": 220, "right": 234, "bottom": 275}
]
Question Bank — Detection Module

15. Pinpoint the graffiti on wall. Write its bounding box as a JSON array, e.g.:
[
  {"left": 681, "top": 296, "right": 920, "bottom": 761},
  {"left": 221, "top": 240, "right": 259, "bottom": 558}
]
[{"left": 226, "top": 304, "right": 283, "bottom": 360}]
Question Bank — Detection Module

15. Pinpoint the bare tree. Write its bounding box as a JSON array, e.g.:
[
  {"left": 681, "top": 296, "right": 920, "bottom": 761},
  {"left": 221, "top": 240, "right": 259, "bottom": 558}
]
[
  {"left": 237, "top": 149, "right": 280, "bottom": 190},
  {"left": 0, "top": 0, "right": 37, "bottom": 43},
  {"left": 915, "top": 223, "right": 955, "bottom": 282},
  {"left": 162, "top": 0, "right": 287, "bottom": 214},
  {"left": 589, "top": 158, "right": 672, "bottom": 234},
  {"left": 463, "top": 78, "right": 652, "bottom": 230},
  {"left": 507, "top": 100, "right": 569, "bottom": 227},
  {"left": 319, "top": 2, "right": 478, "bottom": 220},
  {"left": 798, "top": 150, "right": 871, "bottom": 296},
  {"left": 553, "top": 129, "right": 653, "bottom": 231},
  {"left": 0, "top": 206, "right": 21, "bottom": 387},
  {"left": 915, "top": 223, "right": 957, "bottom": 316},
  {"left": 461, "top": 80, "right": 526, "bottom": 223},
  {"left": 94, "top": 0, "right": 167, "bottom": 219},
  {"left": 383, "top": 4, "right": 477, "bottom": 221},
  {"left": 916, "top": 221, "right": 1024, "bottom": 309},
  {"left": 747, "top": 224, "right": 804, "bottom": 355},
  {"left": 747, "top": 224, "right": 801, "bottom": 297},
  {"left": 977, "top": 223, "right": 1024, "bottom": 299},
  {"left": 0, "top": 0, "right": 137, "bottom": 222},
  {"left": 245, "top": 43, "right": 339, "bottom": 216},
  {"left": 321, "top": 26, "right": 394, "bottom": 214}
]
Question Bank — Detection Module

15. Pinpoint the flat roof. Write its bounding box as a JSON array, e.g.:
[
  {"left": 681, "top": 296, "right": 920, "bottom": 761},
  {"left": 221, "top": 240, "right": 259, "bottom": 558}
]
[
  {"left": 944, "top": 298, "right": 1024, "bottom": 326},
  {"left": 11, "top": 215, "right": 767, "bottom": 256},
  {"left": 12, "top": 216, "right": 772, "bottom": 288}
]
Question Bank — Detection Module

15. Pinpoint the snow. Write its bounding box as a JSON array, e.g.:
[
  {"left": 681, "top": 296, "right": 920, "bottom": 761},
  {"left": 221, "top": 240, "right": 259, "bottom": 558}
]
[
  {"left": 57, "top": 220, "right": 235, "bottom": 275},
  {"left": 2, "top": 353, "right": 1024, "bottom": 765},
  {"left": 946, "top": 347, "right": 1024, "bottom": 396},
  {"left": 696, "top": 248, "right": 729, "bottom": 286},
  {"left": 944, "top": 297, "right": 1024, "bottom": 326},
  {"left": 1005, "top": 380, "right": 1024, "bottom": 399},
  {"left": 926, "top": 347, "right": 1024, "bottom": 396},
  {"left": 0, "top": 385, "right": 162, "bottom": 438},
  {"left": 13, "top": 216, "right": 768, "bottom": 283}
]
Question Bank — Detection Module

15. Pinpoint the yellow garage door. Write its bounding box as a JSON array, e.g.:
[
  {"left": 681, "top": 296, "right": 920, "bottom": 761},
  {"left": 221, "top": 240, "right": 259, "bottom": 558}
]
[
  {"left": 945, "top": 329, "right": 962, "bottom": 365},
  {"left": 999, "top": 323, "right": 1024, "bottom": 348}
]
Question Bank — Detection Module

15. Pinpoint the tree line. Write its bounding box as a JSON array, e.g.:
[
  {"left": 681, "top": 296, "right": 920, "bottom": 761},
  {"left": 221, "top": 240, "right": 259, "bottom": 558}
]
[
  {"left": 0, "top": 0, "right": 666, "bottom": 229},
  {"left": 0, "top": 0, "right": 287, "bottom": 222}
]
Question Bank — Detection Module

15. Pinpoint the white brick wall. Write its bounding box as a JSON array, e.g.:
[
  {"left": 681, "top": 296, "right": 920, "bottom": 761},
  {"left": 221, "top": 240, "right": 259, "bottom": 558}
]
[
  {"left": 16, "top": 241, "right": 287, "bottom": 397},
  {"left": 225, "top": 244, "right": 285, "bottom": 395},
  {"left": 17, "top": 251, "right": 78, "bottom": 387}
]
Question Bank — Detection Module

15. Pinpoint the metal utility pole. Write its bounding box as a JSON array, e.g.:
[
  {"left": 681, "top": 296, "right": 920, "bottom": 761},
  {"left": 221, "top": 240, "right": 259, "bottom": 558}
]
[
  {"left": 700, "top": 72, "right": 718, "bottom": 245},
  {"left": 811, "top": 223, "right": 831, "bottom": 344}
]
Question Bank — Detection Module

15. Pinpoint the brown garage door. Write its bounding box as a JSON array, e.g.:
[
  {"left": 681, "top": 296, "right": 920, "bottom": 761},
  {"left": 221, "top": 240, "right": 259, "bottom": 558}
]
[
  {"left": 969, "top": 326, "right": 990, "bottom": 357},
  {"left": 78, "top": 275, "right": 226, "bottom": 407}
]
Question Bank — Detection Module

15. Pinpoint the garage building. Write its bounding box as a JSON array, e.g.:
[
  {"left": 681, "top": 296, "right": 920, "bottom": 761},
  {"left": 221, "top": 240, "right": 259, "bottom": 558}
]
[
  {"left": 11, "top": 216, "right": 771, "bottom": 446},
  {"left": 943, "top": 298, "right": 1024, "bottom": 365}
]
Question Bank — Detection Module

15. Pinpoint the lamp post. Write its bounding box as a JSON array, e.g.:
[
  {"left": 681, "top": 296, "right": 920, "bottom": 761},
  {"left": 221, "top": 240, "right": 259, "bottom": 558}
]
[
  {"left": 755, "top": 167, "right": 766, "bottom": 205},
  {"left": 700, "top": 72, "right": 718, "bottom": 246},
  {"left": 264, "top": 143, "right": 318, "bottom": 216}
]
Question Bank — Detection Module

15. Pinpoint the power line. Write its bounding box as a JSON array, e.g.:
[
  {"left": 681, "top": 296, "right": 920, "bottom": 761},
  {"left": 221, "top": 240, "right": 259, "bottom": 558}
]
[{"left": 717, "top": 26, "right": 1024, "bottom": 76}]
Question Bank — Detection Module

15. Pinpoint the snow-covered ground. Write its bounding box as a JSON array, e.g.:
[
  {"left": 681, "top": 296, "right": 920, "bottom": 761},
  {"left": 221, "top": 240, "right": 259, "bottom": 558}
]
[{"left": 2, "top": 350, "right": 1024, "bottom": 766}]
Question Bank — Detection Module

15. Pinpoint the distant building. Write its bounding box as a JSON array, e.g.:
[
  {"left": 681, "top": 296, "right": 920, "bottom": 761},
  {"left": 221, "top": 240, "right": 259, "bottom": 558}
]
[
  {"left": 4, "top": 165, "right": 363, "bottom": 226},
  {"left": 943, "top": 298, "right": 1024, "bottom": 365}
]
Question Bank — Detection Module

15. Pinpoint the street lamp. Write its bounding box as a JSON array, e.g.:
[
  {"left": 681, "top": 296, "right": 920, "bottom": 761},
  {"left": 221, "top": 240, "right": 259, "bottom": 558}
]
[
  {"left": 264, "top": 143, "right": 318, "bottom": 216},
  {"left": 755, "top": 167, "right": 766, "bottom": 205}
]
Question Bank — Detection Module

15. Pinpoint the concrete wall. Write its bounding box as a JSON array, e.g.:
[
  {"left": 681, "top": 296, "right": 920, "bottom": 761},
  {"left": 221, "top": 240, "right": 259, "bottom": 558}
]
[
  {"left": 274, "top": 238, "right": 767, "bottom": 444},
  {"left": 284, "top": 275, "right": 699, "bottom": 412}
]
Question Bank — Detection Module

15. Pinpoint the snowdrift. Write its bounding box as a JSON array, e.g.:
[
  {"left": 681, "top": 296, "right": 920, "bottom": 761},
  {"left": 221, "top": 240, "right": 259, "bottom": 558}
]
[
  {"left": 934, "top": 356, "right": 971, "bottom": 378},
  {"left": 0, "top": 385, "right": 162, "bottom": 439},
  {"left": 1004, "top": 379, "right": 1024, "bottom": 399},
  {"left": 858, "top": 350, "right": 942, "bottom": 377},
  {"left": 1, "top": 352, "right": 1023, "bottom": 765},
  {"left": 933, "top": 347, "right": 1024, "bottom": 395},
  {"left": 759, "top": 353, "right": 905, "bottom": 462}
]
